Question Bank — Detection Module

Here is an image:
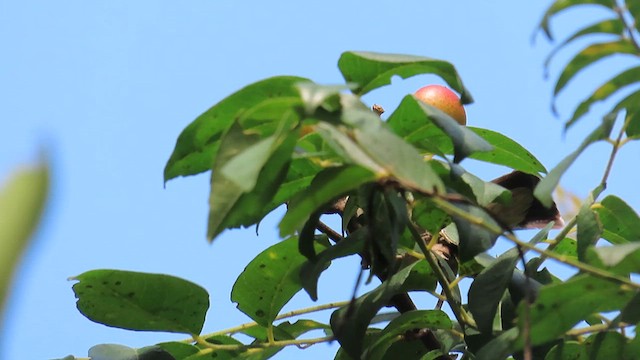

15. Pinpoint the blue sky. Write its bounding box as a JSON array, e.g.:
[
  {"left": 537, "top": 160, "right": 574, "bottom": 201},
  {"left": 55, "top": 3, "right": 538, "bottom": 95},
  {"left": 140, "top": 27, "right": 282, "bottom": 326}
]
[{"left": 1, "top": 1, "right": 639, "bottom": 359}]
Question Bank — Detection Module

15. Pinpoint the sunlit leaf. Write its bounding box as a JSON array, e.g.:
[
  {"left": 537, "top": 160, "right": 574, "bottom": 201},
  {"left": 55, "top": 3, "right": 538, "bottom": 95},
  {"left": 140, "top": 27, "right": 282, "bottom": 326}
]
[
  {"left": 231, "top": 236, "right": 322, "bottom": 328},
  {"left": 0, "top": 160, "right": 48, "bottom": 312},
  {"left": 594, "top": 195, "right": 640, "bottom": 244},
  {"left": 537, "top": 0, "right": 616, "bottom": 40},
  {"left": 363, "top": 310, "right": 452, "bottom": 360},
  {"left": 338, "top": 51, "right": 472, "bottom": 101},
  {"left": 566, "top": 65, "right": 640, "bottom": 129},
  {"left": 475, "top": 328, "right": 519, "bottom": 360},
  {"left": 553, "top": 39, "right": 637, "bottom": 106},
  {"left": 72, "top": 270, "right": 209, "bottom": 334},
  {"left": 545, "top": 18, "right": 623, "bottom": 71},
  {"left": 164, "top": 76, "right": 308, "bottom": 181},
  {"left": 534, "top": 113, "right": 615, "bottom": 207}
]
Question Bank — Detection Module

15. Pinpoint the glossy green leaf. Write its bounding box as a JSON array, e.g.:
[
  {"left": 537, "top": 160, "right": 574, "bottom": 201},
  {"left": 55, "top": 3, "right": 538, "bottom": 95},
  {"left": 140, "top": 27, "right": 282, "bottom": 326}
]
[
  {"left": 364, "top": 310, "right": 452, "bottom": 360},
  {"left": 618, "top": 291, "right": 640, "bottom": 324},
  {"left": 452, "top": 165, "right": 510, "bottom": 207},
  {"left": 301, "top": 229, "right": 366, "bottom": 301},
  {"left": 468, "top": 248, "right": 519, "bottom": 333},
  {"left": 208, "top": 122, "right": 297, "bottom": 240},
  {"left": 164, "top": 76, "right": 308, "bottom": 181},
  {"left": 545, "top": 341, "right": 587, "bottom": 360},
  {"left": 514, "top": 274, "right": 635, "bottom": 349},
  {"left": 0, "top": 161, "right": 49, "bottom": 314},
  {"left": 450, "top": 203, "right": 503, "bottom": 262},
  {"left": 231, "top": 236, "right": 314, "bottom": 327},
  {"left": 72, "top": 270, "right": 209, "bottom": 334},
  {"left": 337, "top": 51, "right": 472, "bottom": 101},
  {"left": 534, "top": 113, "right": 615, "bottom": 207},
  {"left": 537, "top": 0, "right": 616, "bottom": 40},
  {"left": 587, "top": 242, "right": 640, "bottom": 275},
  {"left": 594, "top": 195, "right": 640, "bottom": 244},
  {"left": 576, "top": 193, "right": 602, "bottom": 260},
  {"left": 368, "top": 187, "right": 409, "bottom": 268},
  {"left": 411, "top": 198, "right": 449, "bottom": 237},
  {"left": 279, "top": 165, "right": 377, "bottom": 236},
  {"left": 553, "top": 39, "right": 637, "bottom": 101},
  {"left": 330, "top": 261, "right": 417, "bottom": 359},
  {"left": 566, "top": 65, "right": 640, "bottom": 129}
]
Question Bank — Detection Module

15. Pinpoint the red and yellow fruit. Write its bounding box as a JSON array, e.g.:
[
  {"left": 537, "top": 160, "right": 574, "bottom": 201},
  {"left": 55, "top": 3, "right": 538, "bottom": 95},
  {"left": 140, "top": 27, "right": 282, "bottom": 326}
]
[{"left": 414, "top": 85, "right": 467, "bottom": 125}]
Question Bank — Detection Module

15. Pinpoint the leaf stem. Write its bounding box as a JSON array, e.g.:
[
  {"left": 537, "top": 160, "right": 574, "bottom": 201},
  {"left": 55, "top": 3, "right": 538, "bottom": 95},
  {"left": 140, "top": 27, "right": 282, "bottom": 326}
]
[
  {"left": 409, "top": 222, "right": 476, "bottom": 329},
  {"left": 194, "top": 334, "right": 335, "bottom": 351},
  {"left": 429, "top": 196, "right": 640, "bottom": 290},
  {"left": 202, "top": 300, "right": 348, "bottom": 338}
]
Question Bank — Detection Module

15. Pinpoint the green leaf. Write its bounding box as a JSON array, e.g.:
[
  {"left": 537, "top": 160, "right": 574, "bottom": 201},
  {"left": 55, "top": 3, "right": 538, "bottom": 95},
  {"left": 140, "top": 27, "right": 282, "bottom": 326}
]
[
  {"left": 363, "top": 310, "right": 452, "bottom": 360},
  {"left": 468, "top": 248, "right": 519, "bottom": 333},
  {"left": 0, "top": 160, "right": 49, "bottom": 313},
  {"left": 279, "top": 165, "right": 377, "bottom": 236},
  {"left": 594, "top": 195, "right": 640, "bottom": 244},
  {"left": 566, "top": 65, "right": 640, "bottom": 129},
  {"left": 157, "top": 342, "right": 200, "bottom": 359},
  {"left": 544, "top": 341, "right": 587, "bottom": 360},
  {"left": 545, "top": 18, "right": 623, "bottom": 71},
  {"left": 344, "top": 107, "right": 446, "bottom": 193},
  {"left": 88, "top": 344, "right": 137, "bottom": 360},
  {"left": 534, "top": 113, "right": 615, "bottom": 207},
  {"left": 467, "top": 128, "right": 547, "bottom": 174},
  {"left": 72, "top": 270, "right": 209, "bottom": 334},
  {"left": 514, "top": 274, "right": 635, "bottom": 349},
  {"left": 164, "top": 76, "right": 308, "bottom": 181},
  {"left": 387, "top": 96, "right": 492, "bottom": 163},
  {"left": 208, "top": 122, "right": 297, "bottom": 240},
  {"left": 337, "top": 51, "right": 472, "bottom": 101},
  {"left": 553, "top": 238, "right": 578, "bottom": 259},
  {"left": 576, "top": 194, "right": 602, "bottom": 260},
  {"left": 301, "top": 229, "right": 366, "bottom": 301},
  {"left": 388, "top": 99, "right": 546, "bottom": 174},
  {"left": 314, "top": 122, "right": 386, "bottom": 173},
  {"left": 413, "top": 98, "right": 493, "bottom": 163},
  {"left": 537, "top": 0, "right": 616, "bottom": 40},
  {"left": 296, "top": 82, "right": 352, "bottom": 115},
  {"left": 553, "top": 39, "right": 637, "bottom": 104},
  {"left": 475, "top": 328, "right": 519, "bottom": 360},
  {"left": 587, "top": 242, "right": 640, "bottom": 275},
  {"left": 330, "top": 261, "right": 418, "bottom": 358},
  {"left": 584, "top": 332, "right": 626, "bottom": 360},
  {"left": 231, "top": 236, "right": 317, "bottom": 327},
  {"left": 450, "top": 203, "right": 503, "bottom": 262}
]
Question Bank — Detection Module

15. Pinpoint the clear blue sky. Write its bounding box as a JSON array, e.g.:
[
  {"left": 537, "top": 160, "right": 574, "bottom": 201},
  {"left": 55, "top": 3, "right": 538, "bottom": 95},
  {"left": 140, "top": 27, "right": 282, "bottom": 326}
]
[{"left": 1, "top": 1, "right": 638, "bottom": 359}]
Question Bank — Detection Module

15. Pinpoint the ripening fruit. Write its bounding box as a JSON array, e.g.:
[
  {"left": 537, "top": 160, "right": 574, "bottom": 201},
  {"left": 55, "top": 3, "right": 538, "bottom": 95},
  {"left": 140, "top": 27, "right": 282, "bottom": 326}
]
[{"left": 414, "top": 85, "right": 467, "bottom": 125}]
